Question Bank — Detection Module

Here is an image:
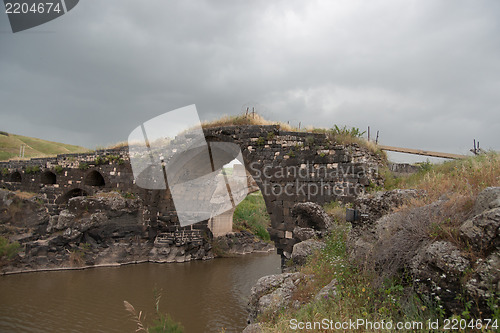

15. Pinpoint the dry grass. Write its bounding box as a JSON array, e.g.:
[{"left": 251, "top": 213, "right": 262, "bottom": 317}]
[
  {"left": 13, "top": 191, "right": 36, "bottom": 199},
  {"left": 382, "top": 152, "right": 499, "bottom": 256},
  {"left": 201, "top": 113, "right": 295, "bottom": 131},
  {"left": 398, "top": 152, "right": 500, "bottom": 203}
]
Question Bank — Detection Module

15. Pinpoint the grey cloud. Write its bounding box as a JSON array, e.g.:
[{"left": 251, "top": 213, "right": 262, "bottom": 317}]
[{"left": 0, "top": 0, "right": 499, "bottom": 159}]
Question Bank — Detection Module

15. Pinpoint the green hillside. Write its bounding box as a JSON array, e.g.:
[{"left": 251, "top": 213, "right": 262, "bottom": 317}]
[{"left": 0, "top": 131, "right": 89, "bottom": 161}]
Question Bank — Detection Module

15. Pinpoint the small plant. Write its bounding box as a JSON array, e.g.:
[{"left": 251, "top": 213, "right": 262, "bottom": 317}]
[
  {"left": 331, "top": 124, "right": 366, "bottom": 138},
  {"left": 124, "top": 290, "right": 184, "bottom": 333},
  {"left": 54, "top": 165, "right": 63, "bottom": 174},
  {"left": 1, "top": 168, "right": 8, "bottom": 177},
  {"left": 256, "top": 136, "right": 265, "bottom": 146},
  {"left": 0, "top": 236, "right": 20, "bottom": 263},
  {"left": 286, "top": 149, "right": 295, "bottom": 158},
  {"left": 95, "top": 156, "right": 106, "bottom": 165},
  {"left": 267, "top": 131, "right": 275, "bottom": 140},
  {"left": 305, "top": 136, "right": 315, "bottom": 146},
  {"left": 78, "top": 162, "right": 89, "bottom": 170},
  {"left": 118, "top": 158, "right": 125, "bottom": 165},
  {"left": 25, "top": 165, "right": 40, "bottom": 174},
  {"left": 122, "top": 191, "right": 136, "bottom": 199}
]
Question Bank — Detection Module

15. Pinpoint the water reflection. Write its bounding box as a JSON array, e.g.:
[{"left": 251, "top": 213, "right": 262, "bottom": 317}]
[{"left": 0, "top": 253, "right": 281, "bottom": 333}]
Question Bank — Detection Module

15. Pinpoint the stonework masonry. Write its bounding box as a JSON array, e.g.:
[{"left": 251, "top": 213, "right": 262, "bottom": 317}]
[{"left": 0, "top": 125, "right": 384, "bottom": 256}]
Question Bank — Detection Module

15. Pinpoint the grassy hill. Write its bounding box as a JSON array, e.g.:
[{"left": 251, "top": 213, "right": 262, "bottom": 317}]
[{"left": 0, "top": 131, "right": 89, "bottom": 161}]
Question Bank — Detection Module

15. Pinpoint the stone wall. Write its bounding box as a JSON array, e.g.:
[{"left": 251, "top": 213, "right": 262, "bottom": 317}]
[{"left": 0, "top": 125, "right": 384, "bottom": 256}]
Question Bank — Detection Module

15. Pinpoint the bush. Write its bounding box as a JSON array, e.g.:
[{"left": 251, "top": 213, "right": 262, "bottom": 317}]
[
  {"left": 54, "top": 165, "right": 63, "bottom": 174},
  {"left": 25, "top": 166, "right": 40, "bottom": 174},
  {"left": 78, "top": 162, "right": 89, "bottom": 170},
  {"left": 0, "top": 236, "right": 20, "bottom": 261}
]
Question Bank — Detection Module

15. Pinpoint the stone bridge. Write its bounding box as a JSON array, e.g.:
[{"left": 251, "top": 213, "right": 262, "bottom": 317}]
[{"left": 0, "top": 125, "right": 383, "bottom": 256}]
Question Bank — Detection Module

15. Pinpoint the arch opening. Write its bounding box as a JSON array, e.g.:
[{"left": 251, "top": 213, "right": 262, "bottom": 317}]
[
  {"left": 10, "top": 171, "right": 22, "bottom": 183},
  {"left": 57, "top": 188, "right": 88, "bottom": 204},
  {"left": 85, "top": 170, "right": 105, "bottom": 187},
  {"left": 41, "top": 171, "right": 57, "bottom": 185}
]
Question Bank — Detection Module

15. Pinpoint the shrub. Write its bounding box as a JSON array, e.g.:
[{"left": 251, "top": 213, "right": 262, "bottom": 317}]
[
  {"left": 25, "top": 166, "right": 40, "bottom": 174},
  {"left": 256, "top": 136, "right": 265, "bottom": 146},
  {"left": 1, "top": 168, "right": 8, "bottom": 177},
  {"left": 78, "top": 162, "right": 89, "bottom": 170},
  {"left": 0, "top": 236, "right": 20, "bottom": 261},
  {"left": 54, "top": 165, "right": 63, "bottom": 174}
]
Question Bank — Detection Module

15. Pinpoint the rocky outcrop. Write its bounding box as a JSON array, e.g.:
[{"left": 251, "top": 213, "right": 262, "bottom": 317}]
[
  {"left": 211, "top": 231, "right": 275, "bottom": 256},
  {"left": 353, "top": 189, "right": 425, "bottom": 226},
  {"left": 0, "top": 190, "right": 216, "bottom": 273},
  {"left": 347, "top": 187, "right": 500, "bottom": 317},
  {"left": 247, "top": 272, "right": 310, "bottom": 323}
]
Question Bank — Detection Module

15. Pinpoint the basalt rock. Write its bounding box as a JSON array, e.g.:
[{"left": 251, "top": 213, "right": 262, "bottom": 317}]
[{"left": 292, "top": 202, "right": 333, "bottom": 231}]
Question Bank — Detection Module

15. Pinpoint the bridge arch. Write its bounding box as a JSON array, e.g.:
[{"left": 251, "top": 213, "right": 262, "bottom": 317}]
[
  {"left": 84, "top": 170, "right": 105, "bottom": 187},
  {"left": 41, "top": 171, "right": 57, "bottom": 185},
  {"left": 10, "top": 171, "right": 22, "bottom": 183}
]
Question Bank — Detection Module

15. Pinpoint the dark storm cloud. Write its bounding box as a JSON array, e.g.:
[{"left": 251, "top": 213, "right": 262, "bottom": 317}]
[{"left": 1, "top": 0, "right": 499, "bottom": 161}]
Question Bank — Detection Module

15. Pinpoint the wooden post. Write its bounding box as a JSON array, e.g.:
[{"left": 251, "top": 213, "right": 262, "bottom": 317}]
[
  {"left": 298, "top": 122, "right": 301, "bottom": 130},
  {"left": 245, "top": 107, "right": 249, "bottom": 117},
  {"left": 368, "top": 126, "right": 370, "bottom": 141},
  {"left": 375, "top": 130, "right": 379, "bottom": 144}
]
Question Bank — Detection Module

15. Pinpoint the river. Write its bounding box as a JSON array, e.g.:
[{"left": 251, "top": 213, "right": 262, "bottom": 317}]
[{"left": 0, "top": 252, "right": 281, "bottom": 333}]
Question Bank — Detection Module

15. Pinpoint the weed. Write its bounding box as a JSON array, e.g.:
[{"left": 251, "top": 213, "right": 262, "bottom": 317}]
[
  {"left": 25, "top": 165, "right": 40, "bottom": 174},
  {"left": 256, "top": 137, "right": 266, "bottom": 146},
  {"left": 78, "top": 162, "right": 89, "bottom": 170},
  {"left": 267, "top": 131, "right": 275, "bottom": 141},
  {"left": 54, "top": 165, "right": 63, "bottom": 174},
  {"left": 124, "top": 290, "right": 184, "bottom": 333},
  {"left": 0, "top": 236, "right": 20, "bottom": 263}
]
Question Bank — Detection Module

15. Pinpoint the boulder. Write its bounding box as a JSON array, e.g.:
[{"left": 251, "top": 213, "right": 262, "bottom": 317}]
[
  {"left": 353, "top": 189, "right": 424, "bottom": 226},
  {"left": 471, "top": 187, "right": 500, "bottom": 216},
  {"left": 314, "top": 278, "right": 337, "bottom": 302},
  {"left": 293, "top": 226, "right": 317, "bottom": 242},
  {"left": 410, "top": 241, "right": 471, "bottom": 314},
  {"left": 242, "top": 323, "right": 262, "bottom": 333},
  {"left": 460, "top": 207, "right": 500, "bottom": 254},
  {"left": 247, "top": 272, "right": 306, "bottom": 323},
  {"left": 291, "top": 239, "right": 326, "bottom": 266}
]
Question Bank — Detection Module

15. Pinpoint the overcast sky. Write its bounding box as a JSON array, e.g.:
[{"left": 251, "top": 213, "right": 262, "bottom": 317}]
[{"left": 1, "top": 0, "right": 499, "bottom": 163}]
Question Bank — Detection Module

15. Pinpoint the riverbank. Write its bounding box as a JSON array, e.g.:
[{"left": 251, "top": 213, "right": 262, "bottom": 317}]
[
  {"left": 244, "top": 153, "right": 500, "bottom": 332},
  {"left": 0, "top": 188, "right": 274, "bottom": 275}
]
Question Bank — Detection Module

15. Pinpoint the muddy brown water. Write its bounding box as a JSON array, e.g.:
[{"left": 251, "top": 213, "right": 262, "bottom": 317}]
[{"left": 0, "top": 253, "right": 281, "bottom": 333}]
